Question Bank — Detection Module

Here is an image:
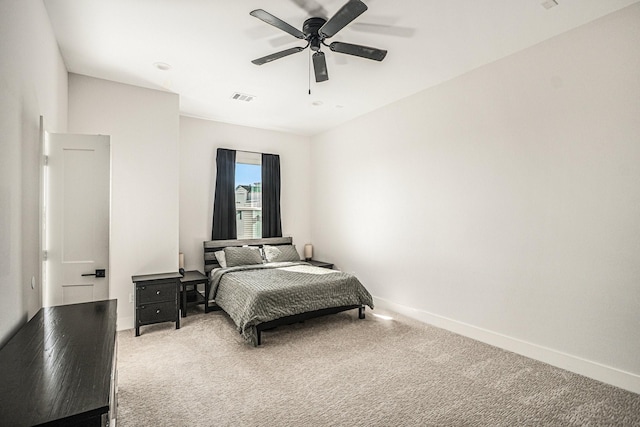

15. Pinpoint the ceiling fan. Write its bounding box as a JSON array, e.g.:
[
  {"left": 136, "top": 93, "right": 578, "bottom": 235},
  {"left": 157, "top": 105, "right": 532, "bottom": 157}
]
[{"left": 250, "top": 0, "right": 387, "bottom": 83}]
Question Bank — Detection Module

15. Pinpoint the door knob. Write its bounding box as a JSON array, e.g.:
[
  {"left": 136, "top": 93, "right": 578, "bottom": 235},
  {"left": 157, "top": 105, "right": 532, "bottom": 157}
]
[{"left": 82, "top": 269, "right": 106, "bottom": 278}]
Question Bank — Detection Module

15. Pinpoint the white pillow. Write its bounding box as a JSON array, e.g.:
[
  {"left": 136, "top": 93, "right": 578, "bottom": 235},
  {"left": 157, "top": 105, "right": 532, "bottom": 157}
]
[{"left": 214, "top": 250, "right": 227, "bottom": 268}]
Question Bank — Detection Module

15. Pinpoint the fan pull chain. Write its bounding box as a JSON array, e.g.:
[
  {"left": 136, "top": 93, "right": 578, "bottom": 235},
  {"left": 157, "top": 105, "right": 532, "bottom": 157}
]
[{"left": 308, "top": 49, "right": 311, "bottom": 95}]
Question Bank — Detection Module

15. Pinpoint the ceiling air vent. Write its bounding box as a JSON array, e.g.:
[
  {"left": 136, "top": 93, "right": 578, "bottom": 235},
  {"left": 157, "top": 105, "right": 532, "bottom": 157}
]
[
  {"left": 541, "top": 0, "right": 558, "bottom": 9},
  {"left": 231, "top": 92, "right": 255, "bottom": 102}
]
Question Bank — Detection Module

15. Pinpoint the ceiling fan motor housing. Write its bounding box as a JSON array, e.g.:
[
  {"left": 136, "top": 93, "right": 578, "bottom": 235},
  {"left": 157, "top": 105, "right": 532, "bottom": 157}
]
[{"left": 303, "top": 17, "right": 327, "bottom": 51}]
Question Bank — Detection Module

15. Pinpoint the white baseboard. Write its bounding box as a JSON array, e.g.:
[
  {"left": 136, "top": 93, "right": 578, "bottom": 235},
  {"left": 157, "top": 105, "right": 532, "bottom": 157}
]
[
  {"left": 117, "top": 315, "right": 134, "bottom": 332},
  {"left": 373, "top": 296, "right": 640, "bottom": 395}
]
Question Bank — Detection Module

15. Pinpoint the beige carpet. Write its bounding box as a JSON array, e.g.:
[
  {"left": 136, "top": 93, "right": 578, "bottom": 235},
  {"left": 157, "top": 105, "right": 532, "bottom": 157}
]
[{"left": 116, "top": 307, "right": 640, "bottom": 426}]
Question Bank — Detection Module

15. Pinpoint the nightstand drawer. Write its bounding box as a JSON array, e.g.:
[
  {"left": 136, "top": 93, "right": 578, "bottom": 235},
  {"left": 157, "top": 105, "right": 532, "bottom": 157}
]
[
  {"left": 137, "top": 282, "right": 176, "bottom": 304},
  {"left": 137, "top": 301, "right": 177, "bottom": 324}
]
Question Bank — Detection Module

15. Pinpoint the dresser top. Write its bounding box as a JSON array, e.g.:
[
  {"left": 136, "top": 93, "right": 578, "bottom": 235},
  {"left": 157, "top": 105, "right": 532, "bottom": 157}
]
[{"left": 0, "top": 300, "right": 117, "bottom": 426}]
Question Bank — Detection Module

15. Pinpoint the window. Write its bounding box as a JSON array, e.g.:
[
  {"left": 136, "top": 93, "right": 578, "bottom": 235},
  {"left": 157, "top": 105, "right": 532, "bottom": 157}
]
[{"left": 235, "top": 151, "right": 261, "bottom": 239}]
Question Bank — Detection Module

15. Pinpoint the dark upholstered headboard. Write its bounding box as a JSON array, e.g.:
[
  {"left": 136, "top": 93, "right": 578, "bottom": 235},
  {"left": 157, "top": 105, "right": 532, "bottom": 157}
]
[{"left": 203, "top": 237, "right": 293, "bottom": 275}]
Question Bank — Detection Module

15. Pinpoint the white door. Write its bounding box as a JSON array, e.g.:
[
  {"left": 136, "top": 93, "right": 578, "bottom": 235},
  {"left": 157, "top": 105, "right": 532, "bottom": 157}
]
[{"left": 46, "top": 133, "right": 110, "bottom": 306}]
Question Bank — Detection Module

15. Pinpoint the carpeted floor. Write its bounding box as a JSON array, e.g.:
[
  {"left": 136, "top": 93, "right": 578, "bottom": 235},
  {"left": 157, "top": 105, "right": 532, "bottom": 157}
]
[{"left": 116, "top": 307, "right": 640, "bottom": 426}]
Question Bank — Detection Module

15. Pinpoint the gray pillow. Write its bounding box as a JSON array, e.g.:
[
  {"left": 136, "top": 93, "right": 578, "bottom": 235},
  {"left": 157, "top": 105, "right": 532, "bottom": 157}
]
[
  {"left": 263, "top": 245, "right": 300, "bottom": 263},
  {"left": 224, "top": 246, "right": 263, "bottom": 267}
]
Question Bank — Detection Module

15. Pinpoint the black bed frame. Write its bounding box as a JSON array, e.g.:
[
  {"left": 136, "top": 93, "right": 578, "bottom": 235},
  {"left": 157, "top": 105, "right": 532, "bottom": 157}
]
[{"left": 203, "top": 237, "right": 366, "bottom": 345}]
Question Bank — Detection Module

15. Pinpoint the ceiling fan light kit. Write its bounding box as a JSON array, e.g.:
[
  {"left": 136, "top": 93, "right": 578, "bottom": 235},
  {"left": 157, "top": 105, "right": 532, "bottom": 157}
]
[{"left": 250, "top": 0, "right": 387, "bottom": 83}]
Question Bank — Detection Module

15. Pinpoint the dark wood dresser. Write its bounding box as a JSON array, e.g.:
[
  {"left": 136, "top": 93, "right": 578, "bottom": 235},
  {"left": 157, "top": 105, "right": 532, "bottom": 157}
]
[{"left": 0, "top": 299, "right": 118, "bottom": 427}]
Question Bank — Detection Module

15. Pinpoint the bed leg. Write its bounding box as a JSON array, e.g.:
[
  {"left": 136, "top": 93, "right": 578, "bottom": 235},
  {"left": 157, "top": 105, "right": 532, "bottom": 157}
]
[
  {"left": 204, "top": 281, "right": 210, "bottom": 313},
  {"left": 256, "top": 330, "right": 262, "bottom": 346},
  {"left": 359, "top": 305, "right": 365, "bottom": 319}
]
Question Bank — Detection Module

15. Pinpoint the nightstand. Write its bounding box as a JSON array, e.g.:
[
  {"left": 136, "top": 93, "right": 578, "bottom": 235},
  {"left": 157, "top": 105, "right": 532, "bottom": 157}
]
[
  {"left": 132, "top": 272, "right": 181, "bottom": 336},
  {"left": 306, "top": 259, "right": 334, "bottom": 269},
  {"left": 180, "top": 270, "right": 208, "bottom": 317}
]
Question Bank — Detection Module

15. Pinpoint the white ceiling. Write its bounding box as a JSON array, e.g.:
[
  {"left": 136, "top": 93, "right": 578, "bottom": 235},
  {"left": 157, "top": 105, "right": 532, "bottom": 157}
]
[{"left": 43, "top": 0, "right": 638, "bottom": 136}]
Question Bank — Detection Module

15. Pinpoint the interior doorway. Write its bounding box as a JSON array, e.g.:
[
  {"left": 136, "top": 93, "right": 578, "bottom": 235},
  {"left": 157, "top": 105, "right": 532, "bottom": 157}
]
[{"left": 44, "top": 131, "right": 111, "bottom": 306}]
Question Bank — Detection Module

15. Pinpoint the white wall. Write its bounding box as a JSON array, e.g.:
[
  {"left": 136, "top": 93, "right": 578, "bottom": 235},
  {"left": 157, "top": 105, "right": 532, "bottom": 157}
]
[
  {"left": 0, "top": 0, "right": 68, "bottom": 347},
  {"left": 311, "top": 5, "right": 640, "bottom": 392},
  {"left": 68, "top": 74, "right": 180, "bottom": 330},
  {"left": 179, "top": 116, "right": 312, "bottom": 272}
]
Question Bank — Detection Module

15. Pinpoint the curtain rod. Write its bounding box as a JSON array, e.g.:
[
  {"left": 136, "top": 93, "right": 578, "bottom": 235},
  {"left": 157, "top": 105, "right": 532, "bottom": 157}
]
[{"left": 220, "top": 148, "right": 278, "bottom": 157}]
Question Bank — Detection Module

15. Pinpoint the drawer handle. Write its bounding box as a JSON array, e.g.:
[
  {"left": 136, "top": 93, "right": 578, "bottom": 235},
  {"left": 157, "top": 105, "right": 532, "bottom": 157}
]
[
  {"left": 156, "top": 309, "right": 161, "bottom": 314},
  {"left": 156, "top": 290, "right": 161, "bottom": 295},
  {"left": 141, "top": 286, "right": 146, "bottom": 290}
]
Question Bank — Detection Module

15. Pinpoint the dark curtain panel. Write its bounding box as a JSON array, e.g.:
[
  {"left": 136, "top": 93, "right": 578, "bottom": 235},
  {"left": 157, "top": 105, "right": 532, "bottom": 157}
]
[
  {"left": 261, "top": 153, "right": 282, "bottom": 238},
  {"left": 212, "top": 148, "right": 237, "bottom": 240}
]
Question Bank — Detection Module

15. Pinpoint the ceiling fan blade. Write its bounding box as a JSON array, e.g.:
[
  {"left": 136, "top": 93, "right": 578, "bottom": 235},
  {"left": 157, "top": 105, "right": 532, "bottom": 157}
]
[
  {"left": 252, "top": 47, "right": 306, "bottom": 65},
  {"left": 289, "top": 0, "right": 327, "bottom": 19},
  {"left": 250, "top": 9, "right": 305, "bottom": 39},
  {"left": 319, "top": 0, "right": 368, "bottom": 39},
  {"left": 312, "top": 51, "right": 329, "bottom": 82},
  {"left": 329, "top": 41, "right": 387, "bottom": 61}
]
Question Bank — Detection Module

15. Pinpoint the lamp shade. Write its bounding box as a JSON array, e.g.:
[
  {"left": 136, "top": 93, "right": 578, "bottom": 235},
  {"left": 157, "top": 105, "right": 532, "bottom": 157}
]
[{"left": 303, "top": 244, "right": 313, "bottom": 260}]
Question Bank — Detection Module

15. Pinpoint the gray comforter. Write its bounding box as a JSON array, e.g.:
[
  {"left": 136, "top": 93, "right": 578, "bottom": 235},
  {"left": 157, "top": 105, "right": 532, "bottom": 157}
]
[{"left": 209, "top": 262, "right": 374, "bottom": 344}]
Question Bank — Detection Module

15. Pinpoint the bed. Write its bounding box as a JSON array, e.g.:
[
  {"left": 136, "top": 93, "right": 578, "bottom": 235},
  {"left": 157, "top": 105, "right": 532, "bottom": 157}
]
[{"left": 203, "top": 237, "right": 374, "bottom": 345}]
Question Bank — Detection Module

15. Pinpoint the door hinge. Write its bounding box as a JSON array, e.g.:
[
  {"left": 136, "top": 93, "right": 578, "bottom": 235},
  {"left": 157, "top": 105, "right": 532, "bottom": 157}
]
[
  {"left": 43, "top": 250, "right": 48, "bottom": 261},
  {"left": 43, "top": 155, "right": 49, "bottom": 166}
]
